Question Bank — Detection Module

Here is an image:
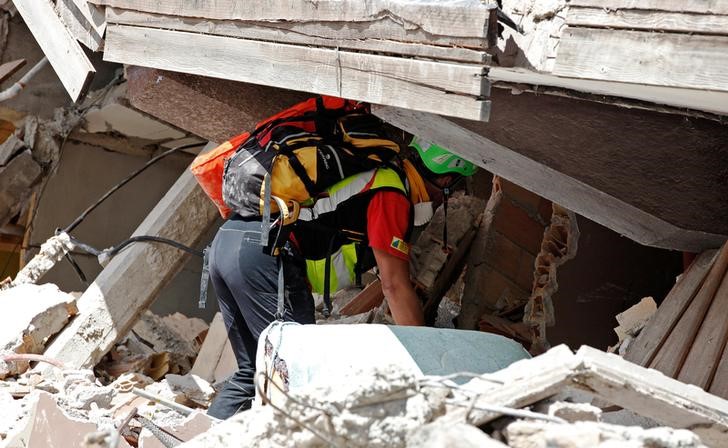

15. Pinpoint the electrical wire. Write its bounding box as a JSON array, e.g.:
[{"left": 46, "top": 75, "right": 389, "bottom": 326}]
[
  {"left": 4, "top": 75, "right": 124, "bottom": 280},
  {"left": 63, "top": 142, "right": 206, "bottom": 234},
  {"left": 105, "top": 236, "right": 204, "bottom": 259}
]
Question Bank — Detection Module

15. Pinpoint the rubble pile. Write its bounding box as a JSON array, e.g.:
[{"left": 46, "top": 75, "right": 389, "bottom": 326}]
[
  {"left": 0, "top": 187, "right": 726, "bottom": 448},
  {"left": 0, "top": 278, "right": 725, "bottom": 447}
]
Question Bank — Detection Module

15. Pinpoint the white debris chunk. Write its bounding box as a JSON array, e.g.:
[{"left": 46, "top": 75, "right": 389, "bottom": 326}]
[
  {"left": 506, "top": 420, "right": 708, "bottom": 448},
  {"left": 179, "top": 365, "right": 448, "bottom": 448},
  {"left": 548, "top": 401, "right": 602, "bottom": 422},
  {"left": 0, "top": 283, "right": 77, "bottom": 378},
  {"left": 165, "top": 374, "right": 215, "bottom": 407},
  {"left": 407, "top": 422, "right": 509, "bottom": 447}
]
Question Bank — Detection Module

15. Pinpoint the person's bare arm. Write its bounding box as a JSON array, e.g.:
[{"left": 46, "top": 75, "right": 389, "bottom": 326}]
[{"left": 372, "top": 247, "right": 424, "bottom": 326}]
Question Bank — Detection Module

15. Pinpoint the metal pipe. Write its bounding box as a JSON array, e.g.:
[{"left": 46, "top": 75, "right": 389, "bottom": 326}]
[
  {"left": 131, "top": 387, "right": 195, "bottom": 416},
  {"left": 0, "top": 57, "right": 49, "bottom": 102}
]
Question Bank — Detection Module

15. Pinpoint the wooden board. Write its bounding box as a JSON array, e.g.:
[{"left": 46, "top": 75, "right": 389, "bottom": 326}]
[
  {"left": 553, "top": 27, "right": 728, "bottom": 91},
  {"left": 104, "top": 25, "right": 490, "bottom": 121},
  {"left": 0, "top": 59, "right": 26, "bottom": 84},
  {"left": 709, "top": 295, "right": 728, "bottom": 397},
  {"left": 624, "top": 250, "right": 717, "bottom": 367},
  {"left": 105, "top": 8, "right": 489, "bottom": 63},
  {"left": 570, "top": 0, "right": 728, "bottom": 15},
  {"left": 13, "top": 0, "right": 95, "bottom": 101},
  {"left": 650, "top": 245, "right": 728, "bottom": 378},
  {"left": 89, "top": 0, "right": 493, "bottom": 38},
  {"left": 190, "top": 312, "right": 228, "bottom": 383},
  {"left": 678, "top": 267, "right": 728, "bottom": 389},
  {"left": 340, "top": 279, "right": 385, "bottom": 316},
  {"left": 488, "top": 67, "right": 728, "bottom": 117},
  {"left": 57, "top": 0, "right": 104, "bottom": 51},
  {"left": 568, "top": 7, "right": 728, "bottom": 35},
  {"left": 71, "top": 0, "right": 106, "bottom": 35}
]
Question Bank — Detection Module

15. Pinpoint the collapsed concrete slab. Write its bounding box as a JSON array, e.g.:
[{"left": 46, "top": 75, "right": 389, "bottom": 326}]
[
  {"left": 441, "top": 345, "right": 728, "bottom": 447},
  {"left": 506, "top": 420, "right": 707, "bottom": 448}
]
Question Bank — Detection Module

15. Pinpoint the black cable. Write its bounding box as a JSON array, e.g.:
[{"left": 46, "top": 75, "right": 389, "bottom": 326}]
[
  {"left": 105, "top": 236, "right": 204, "bottom": 259},
  {"left": 66, "top": 234, "right": 203, "bottom": 261},
  {"left": 63, "top": 142, "right": 206, "bottom": 234},
  {"left": 64, "top": 252, "right": 89, "bottom": 285}
]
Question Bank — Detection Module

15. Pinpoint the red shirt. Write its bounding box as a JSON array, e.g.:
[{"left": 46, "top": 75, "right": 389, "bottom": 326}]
[{"left": 367, "top": 190, "right": 411, "bottom": 261}]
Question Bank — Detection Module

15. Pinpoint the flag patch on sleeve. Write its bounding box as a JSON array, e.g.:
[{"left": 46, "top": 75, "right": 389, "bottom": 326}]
[{"left": 390, "top": 237, "right": 410, "bottom": 255}]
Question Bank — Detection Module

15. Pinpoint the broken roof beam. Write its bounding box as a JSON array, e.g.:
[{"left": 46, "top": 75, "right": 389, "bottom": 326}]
[
  {"left": 90, "top": 0, "right": 493, "bottom": 39},
  {"left": 56, "top": 0, "right": 105, "bottom": 52},
  {"left": 105, "top": 8, "right": 489, "bottom": 64},
  {"left": 39, "top": 166, "right": 219, "bottom": 370},
  {"left": 553, "top": 28, "right": 728, "bottom": 92},
  {"left": 103, "top": 24, "right": 490, "bottom": 121},
  {"left": 373, "top": 98, "right": 728, "bottom": 252},
  {"left": 488, "top": 0, "right": 728, "bottom": 117},
  {"left": 13, "top": 0, "right": 95, "bottom": 101}
]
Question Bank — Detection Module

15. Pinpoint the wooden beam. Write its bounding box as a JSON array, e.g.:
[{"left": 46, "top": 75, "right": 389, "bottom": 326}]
[
  {"left": 373, "top": 105, "right": 728, "bottom": 252},
  {"left": 70, "top": 0, "right": 106, "bottom": 35},
  {"left": 13, "top": 0, "right": 95, "bottom": 101},
  {"left": 104, "top": 24, "right": 490, "bottom": 121},
  {"left": 488, "top": 67, "right": 728, "bottom": 117},
  {"left": 39, "top": 167, "right": 219, "bottom": 370},
  {"left": 553, "top": 28, "right": 728, "bottom": 92},
  {"left": 650, "top": 244, "right": 728, "bottom": 378},
  {"left": 677, "top": 262, "right": 728, "bottom": 389},
  {"left": 56, "top": 0, "right": 104, "bottom": 51},
  {"left": 89, "top": 0, "right": 493, "bottom": 38},
  {"left": 340, "top": 279, "right": 384, "bottom": 316},
  {"left": 568, "top": 7, "right": 728, "bottom": 35},
  {"left": 624, "top": 250, "right": 717, "bottom": 367},
  {"left": 569, "top": 0, "right": 728, "bottom": 15},
  {"left": 105, "top": 8, "right": 489, "bottom": 63},
  {"left": 0, "top": 59, "right": 26, "bottom": 84}
]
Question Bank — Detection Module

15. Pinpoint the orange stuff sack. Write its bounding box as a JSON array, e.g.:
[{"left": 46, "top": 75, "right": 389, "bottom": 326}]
[
  {"left": 190, "top": 132, "right": 249, "bottom": 218},
  {"left": 190, "top": 96, "right": 367, "bottom": 218}
]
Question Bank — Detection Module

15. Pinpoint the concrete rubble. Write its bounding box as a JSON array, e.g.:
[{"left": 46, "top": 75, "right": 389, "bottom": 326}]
[{"left": 0, "top": 273, "right": 725, "bottom": 448}]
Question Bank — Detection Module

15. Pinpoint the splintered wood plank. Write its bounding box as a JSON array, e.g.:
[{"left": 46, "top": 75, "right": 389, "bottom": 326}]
[
  {"left": 57, "top": 0, "right": 104, "bottom": 51},
  {"left": 71, "top": 0, "right": 107, "bottom": 35},
  {"left": 190, "top": 312, "right": 229, "bottom": 383},
  {"left": 678, "top": 268, "right": 728, "bottom": 390},
  {"left": 569, "top": 0, "right": 728, "bottom": 15},
  {"left": 624, "top": 250, "right": 717, "bottom": 367},
  {"left": 90, "top": 0, "right": 493, "bottom": 38},
  {"left": 0, "top": 59, "right": 26, "bottom": 84},
  {"left": 650, "top": 244, "right": 728, "bottom": 378},
  {"left": 568, "top": 7, "right": 728, "bottom": 35},
  {"left": 104, "top": 25, "right": 490, "bottom": 121},
  {"left": 709, "top": 288, "right": 728, "bottom": 397},
  {"left": 105, "top": 8, "right": 489, "bottom": 63},
  {"left": 553, "top": 28, "right": 728, "bottom": 92},
  {"left": 340, "top": 279, "right": 384, "bottom": 316},
  {"left": 13, "top": 0, "right": 95, "bottom": 101}
]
